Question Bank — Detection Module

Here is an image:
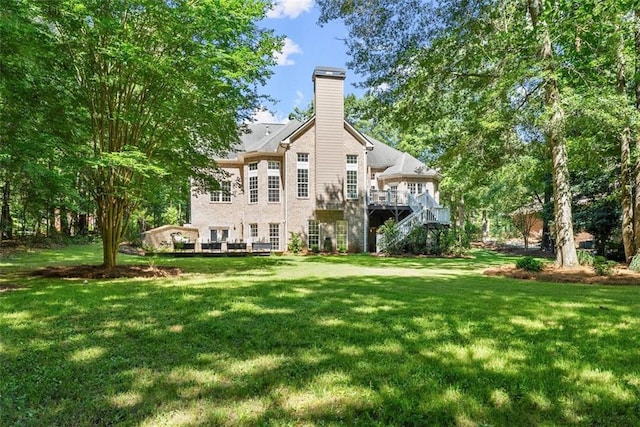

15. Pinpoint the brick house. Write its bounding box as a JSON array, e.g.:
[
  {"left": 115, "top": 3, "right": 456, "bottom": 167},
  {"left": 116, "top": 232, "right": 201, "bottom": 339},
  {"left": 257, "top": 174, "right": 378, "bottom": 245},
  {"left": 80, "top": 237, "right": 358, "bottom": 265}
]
[{"left": 189, "top": 67, "right": 449, "bottom": 252}]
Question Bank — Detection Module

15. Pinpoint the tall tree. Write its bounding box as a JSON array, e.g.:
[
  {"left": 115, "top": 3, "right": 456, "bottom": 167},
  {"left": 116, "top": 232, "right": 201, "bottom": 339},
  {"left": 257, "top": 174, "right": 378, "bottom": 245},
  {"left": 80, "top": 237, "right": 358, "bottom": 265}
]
[
  {"left": 36, "top": 0, "right": 280, "bottom": 267},
  {"left": 634, "top": 8, "right": 640, "bottom": 254},
  {"left": 317, "top": 0, "right": 640, "bottom": 267},
  {"left": 1, "top": 0, "right": 84, "bottom": 242},
  {"left": 527, "top": 0, "right": 577, "bottom": 267}
]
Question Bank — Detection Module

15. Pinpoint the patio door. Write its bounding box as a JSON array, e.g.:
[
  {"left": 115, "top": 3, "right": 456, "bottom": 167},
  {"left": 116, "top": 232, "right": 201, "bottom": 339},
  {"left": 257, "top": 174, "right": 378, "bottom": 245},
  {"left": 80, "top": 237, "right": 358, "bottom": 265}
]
[{"left": 210, "top": 228, "right": 229, "bottom": 242}]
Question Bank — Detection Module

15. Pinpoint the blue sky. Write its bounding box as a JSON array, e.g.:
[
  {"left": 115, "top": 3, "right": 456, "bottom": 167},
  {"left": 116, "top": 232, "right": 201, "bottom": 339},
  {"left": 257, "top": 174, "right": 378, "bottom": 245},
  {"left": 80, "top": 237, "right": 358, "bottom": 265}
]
[{"left": 254, "top": 0, "right": 365, "bottom": 123}]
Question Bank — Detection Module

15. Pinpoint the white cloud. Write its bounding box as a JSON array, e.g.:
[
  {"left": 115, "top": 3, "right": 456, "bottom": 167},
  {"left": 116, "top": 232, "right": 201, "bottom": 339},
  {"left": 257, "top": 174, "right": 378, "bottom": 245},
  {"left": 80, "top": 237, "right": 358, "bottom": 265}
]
[
  {"left": 274, "top": 38, "right": 302, "bottom": 66},
  {"left": 294, "top": 90, "right": 304, "bottom": 107},
  {"left": 267, "top": 0, "right": 314, "bottom": 19},
  {"left": 252, "top": 108, "right": 289, "bottom": 124}
]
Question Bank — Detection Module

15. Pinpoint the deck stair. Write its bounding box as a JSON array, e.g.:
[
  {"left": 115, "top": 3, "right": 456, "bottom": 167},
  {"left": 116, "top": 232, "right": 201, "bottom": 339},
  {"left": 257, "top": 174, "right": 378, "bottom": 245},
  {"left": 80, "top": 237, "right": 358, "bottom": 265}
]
[{"left": 381, "top": 191, "right": 450, "bottom": 250}]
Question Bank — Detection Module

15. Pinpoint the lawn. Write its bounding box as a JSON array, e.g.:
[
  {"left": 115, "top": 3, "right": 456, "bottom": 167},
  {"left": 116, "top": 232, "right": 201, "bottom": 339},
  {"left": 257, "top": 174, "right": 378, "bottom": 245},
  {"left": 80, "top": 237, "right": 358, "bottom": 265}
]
[{"left": 1, "top": 245, "right": 639, "bottom": 426}]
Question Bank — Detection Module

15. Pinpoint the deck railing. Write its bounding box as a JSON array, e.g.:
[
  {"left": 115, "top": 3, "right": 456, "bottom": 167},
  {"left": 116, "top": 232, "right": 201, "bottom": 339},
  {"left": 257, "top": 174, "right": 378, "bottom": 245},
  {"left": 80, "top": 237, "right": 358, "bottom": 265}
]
[{"left": 368, "top": 189, "right": 410, "bottom": 206}]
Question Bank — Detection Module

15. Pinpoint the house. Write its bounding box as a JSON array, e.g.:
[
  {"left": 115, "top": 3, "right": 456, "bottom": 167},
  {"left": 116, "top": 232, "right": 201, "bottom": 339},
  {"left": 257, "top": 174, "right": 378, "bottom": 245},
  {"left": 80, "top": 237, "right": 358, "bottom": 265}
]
[{"left": 189, "top": 66, "right": 449, "bottom": 253}]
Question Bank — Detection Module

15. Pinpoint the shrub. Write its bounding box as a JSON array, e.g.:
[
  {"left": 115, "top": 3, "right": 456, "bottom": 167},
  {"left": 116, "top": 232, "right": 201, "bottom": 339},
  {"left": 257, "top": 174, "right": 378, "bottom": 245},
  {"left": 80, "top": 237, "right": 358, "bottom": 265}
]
[
  {"left": 323, "top": 237, "right": 333, "bottom": 253},
  {"left": 430, "top": 227, "right": 468, "bottom": 257},
  {"left": 310, "top": 244, "right": 320, "bottom": 254},
  {"left": 629, "top": 254, "right": 640, "bottom": 272},
  {"left": 593, "top": 256, "right": 615, "bottom": 276},
  {"left": 287, "top": 232, "right": 304, "bottom": 254},
  {"left": 404, "top": 225, "right": 428, "bottom": 255},
  {"left": 576, "top": 250, "right": 595, "bottom": 266},
  {"left": 378, "top": 219, "right": 402, "bottom": 255},
  {"left": 516, "top": 256, "right": 544, "bottom": 272}
]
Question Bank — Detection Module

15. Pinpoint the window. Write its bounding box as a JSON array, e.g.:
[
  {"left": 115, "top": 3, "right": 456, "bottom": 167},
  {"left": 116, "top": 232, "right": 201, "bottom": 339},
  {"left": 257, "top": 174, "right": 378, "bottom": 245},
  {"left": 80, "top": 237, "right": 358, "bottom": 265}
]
[
  {"left": 249, "top": 223, "right": 258, "bottom": 240},
  {"left": 308, "top": 220, "right": 319, "bottom": 249},
  {"left": 336, "top": 220, "right": 348, "bottom": 251},
  {"left": 408, "top": 182, "right": 417, "bottom": 195},
  {"left": 346, "top": 155, "right": 358, "bottom": 200},
  {"left": 248, "top": 163, "right": 258, "bottom": 204},
  {"left": 210, "top": 228, "right": 229, "bottom": 242},
  {"left": 268, "top": 161, "right": 280, "bottom": 203},
  {"left": 297, "top": 153, "right": 309, "bottom": 198},
  {"left": 210, "top": 181, "right": 231, "bottom": 202},
  {"left": 269, "top": 223, "right": 280, "bottom": 250}
]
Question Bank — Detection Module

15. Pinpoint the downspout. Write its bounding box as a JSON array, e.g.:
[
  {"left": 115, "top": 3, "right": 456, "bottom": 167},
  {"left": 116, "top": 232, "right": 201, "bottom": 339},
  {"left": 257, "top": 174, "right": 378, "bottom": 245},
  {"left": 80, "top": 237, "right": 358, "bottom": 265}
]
[
  {"left": 284, "top": 145, "right": 289, "bottom": 251},
  {"left": 363, "top": 147, "right": 368, "bottom": 253}
]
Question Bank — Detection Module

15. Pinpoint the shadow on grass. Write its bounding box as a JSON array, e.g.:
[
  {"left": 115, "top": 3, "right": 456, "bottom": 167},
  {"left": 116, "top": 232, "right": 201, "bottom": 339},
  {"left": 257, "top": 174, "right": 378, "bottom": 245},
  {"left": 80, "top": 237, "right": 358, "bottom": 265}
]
[
  {"left": 303, "top": 249, "right": 523, "bottom": 271},
  {"left": 2, "top": 264, "right": 639, "bottom": 426}
]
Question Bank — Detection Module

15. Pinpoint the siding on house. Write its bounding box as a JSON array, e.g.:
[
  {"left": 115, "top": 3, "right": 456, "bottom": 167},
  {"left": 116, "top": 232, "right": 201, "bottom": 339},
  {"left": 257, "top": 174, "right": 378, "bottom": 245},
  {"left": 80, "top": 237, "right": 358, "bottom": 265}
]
[{"left": 314, "top": 70, "right": 346, "bottom": 205}]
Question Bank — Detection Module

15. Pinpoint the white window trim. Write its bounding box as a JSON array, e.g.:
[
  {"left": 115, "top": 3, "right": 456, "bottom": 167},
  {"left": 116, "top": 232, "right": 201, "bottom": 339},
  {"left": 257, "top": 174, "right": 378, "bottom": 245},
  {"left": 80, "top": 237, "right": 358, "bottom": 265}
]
[
  {"left": 248, "top": 163, "right": 258, "bottom": 204},
  {"left": 346, "top": 155, "right": 358, "bottom": 200},
  {"left": 210, "top": 181, "right": 232, "bottom": 203},
  {"left": 267, "top": 161, "right": 281, "bottom": 203},
  {"left": 297, "top": 154, "right": 310, "bottom": 199}
]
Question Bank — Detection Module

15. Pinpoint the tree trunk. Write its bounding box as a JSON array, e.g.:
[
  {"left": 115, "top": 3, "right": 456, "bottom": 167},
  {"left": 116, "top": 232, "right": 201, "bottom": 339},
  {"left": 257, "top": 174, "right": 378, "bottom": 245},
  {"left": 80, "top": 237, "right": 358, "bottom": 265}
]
[
  {"left": 78, "top": 213, "right": 88, "bottom": 236},
  {"left": 621, "top": 128, "right": 635, "bottom": 262},
  {"left": 634, "top": 8, "right": 640, "bottom": 252},
  {"left": 536, "top": 3, "right": 578, "bottom": 268},
  {"left": 97, "top": 188, "right": 132, "bottom": 268},
  {"left": 1, "top": 181, "right": 13, "bottom": 241},
  {"left": 541, "top": 173, "right": 553, "bottom": 251},
  {"left": 60, "top": 207, "right": 71, "bottom": 237},
  {"left": 98, "top": 195, "right": 119, "bottom": 268},
  {"left": 618, "top": 30, "right": 636, "bottom": 262}
]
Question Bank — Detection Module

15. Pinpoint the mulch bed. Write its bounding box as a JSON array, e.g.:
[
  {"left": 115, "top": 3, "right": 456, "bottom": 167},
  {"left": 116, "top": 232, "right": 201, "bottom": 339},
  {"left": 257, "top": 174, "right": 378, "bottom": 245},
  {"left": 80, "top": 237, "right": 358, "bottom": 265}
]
[
  {"left": 31, "top": 265, "right": 182, "bottom": 279},
  {"left": 0, "top": 283, "right": 27, "bottom": 293},
  {"left": 484, "top": 264, "right": 640, "bottom": 285}
]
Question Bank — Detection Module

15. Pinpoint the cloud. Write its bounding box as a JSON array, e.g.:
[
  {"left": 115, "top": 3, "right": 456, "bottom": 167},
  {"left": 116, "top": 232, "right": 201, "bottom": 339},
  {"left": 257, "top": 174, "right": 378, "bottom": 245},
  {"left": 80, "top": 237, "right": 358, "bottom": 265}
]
[
  {"left": 274, "top": 38, "right": 302, "bottom": 66},
  {"left": 267, "top": 0, "right": 314, "bottom": 19},
  {"left": 252, "top": 108, "right": 289, "bottom": 124},
  {"left": 294, "top": 90, "right": 304, "bottom": 107}
]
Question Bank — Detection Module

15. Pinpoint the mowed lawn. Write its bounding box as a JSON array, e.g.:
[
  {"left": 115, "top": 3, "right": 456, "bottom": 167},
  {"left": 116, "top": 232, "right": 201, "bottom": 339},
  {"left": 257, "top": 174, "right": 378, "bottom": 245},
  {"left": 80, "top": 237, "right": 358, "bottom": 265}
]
[{"left": 1, "top": 245, "right": 639, "bottom": 426}]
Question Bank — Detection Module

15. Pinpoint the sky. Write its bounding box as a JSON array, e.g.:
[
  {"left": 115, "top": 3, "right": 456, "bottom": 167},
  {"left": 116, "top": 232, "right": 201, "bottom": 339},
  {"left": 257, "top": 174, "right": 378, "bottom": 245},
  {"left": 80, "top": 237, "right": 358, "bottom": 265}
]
[{"left": 253, "top": 0, "right": 366, "bottom": 124}]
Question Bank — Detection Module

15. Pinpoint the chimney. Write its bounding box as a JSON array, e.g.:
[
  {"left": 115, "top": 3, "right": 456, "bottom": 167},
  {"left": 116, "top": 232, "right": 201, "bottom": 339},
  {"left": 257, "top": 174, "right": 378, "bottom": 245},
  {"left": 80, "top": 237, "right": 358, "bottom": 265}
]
[{"left": 312, "top": 66, "right": 346, "bottom": 204}]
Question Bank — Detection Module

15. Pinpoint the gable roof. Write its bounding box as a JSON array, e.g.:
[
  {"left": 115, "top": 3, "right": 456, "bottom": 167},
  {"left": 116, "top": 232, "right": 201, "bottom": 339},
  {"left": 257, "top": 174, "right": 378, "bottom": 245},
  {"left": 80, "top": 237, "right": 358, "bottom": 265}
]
[
  {"left": 366, "top": 136, "right": 440, "bottom": 179},
  {"left": 225, "top": 120, "right": 439, "bottom": 181}
]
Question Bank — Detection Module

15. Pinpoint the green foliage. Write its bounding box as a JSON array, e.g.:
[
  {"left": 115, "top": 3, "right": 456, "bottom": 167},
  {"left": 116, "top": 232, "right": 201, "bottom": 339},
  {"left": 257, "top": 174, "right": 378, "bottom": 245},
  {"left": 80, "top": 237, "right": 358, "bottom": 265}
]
[
  {"left": 629, "top": 254, "right": 640, "bottom": 272},
  {"left": 378, "top": 218, "right": 402, "bottom": 255},
  {"left": 323, "top": 237, "right": 333, "bottom": 253},
  {"left": 317, "top": 0, "right": 640, "bottom": 268},
  {"left": 287, "top": 232, "right": 304, "bottom": 254},
  {"left": 161, "top": 206, "right": 181, "bottom": 226},
  {"left": 516, "top": 256, "right": 544, "bottom": 272},
  {"left": 310, "top": 244, "right": 320, "bottom": 254},
  {"left": 593, "top": 256, "right": 616, "bottom": 276},
  {"left": 21, "top": 1, "right": 281, "bottom": 266},
  {"left": 576, "top": 250, "right": 595, "bottom": 267},
  {"left": 572, "top": 169, "right": 621, "bottom": 257},
  {"left": 404, "top": 224, "right": 429, "bottom": 255}
]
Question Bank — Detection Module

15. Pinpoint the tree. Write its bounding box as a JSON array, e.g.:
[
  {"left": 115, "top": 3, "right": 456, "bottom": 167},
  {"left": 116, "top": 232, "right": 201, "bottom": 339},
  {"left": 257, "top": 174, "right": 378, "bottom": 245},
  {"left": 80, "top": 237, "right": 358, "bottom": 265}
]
[
  {"left": 1, "top": 0, "right": 88, "bottom": 242},
  {"left": 35, "top": 0, "right": 280, "bottom": 267},
  {"left": 316, "top": 0, "right": 640, "bottom": 267}
]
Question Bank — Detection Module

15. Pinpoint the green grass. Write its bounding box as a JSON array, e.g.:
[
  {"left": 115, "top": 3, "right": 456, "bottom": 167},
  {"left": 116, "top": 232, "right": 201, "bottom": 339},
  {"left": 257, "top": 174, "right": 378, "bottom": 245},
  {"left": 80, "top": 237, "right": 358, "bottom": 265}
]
[{"left": 1, "top": 245, "right": 639, "bottom": 426}]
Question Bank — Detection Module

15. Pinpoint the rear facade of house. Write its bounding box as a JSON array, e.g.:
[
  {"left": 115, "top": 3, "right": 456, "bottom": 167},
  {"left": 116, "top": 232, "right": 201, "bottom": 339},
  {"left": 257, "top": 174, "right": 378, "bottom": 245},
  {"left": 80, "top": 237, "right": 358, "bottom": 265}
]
[{"left": 189, "top": 67, "right": 448, "bottom": 252}]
